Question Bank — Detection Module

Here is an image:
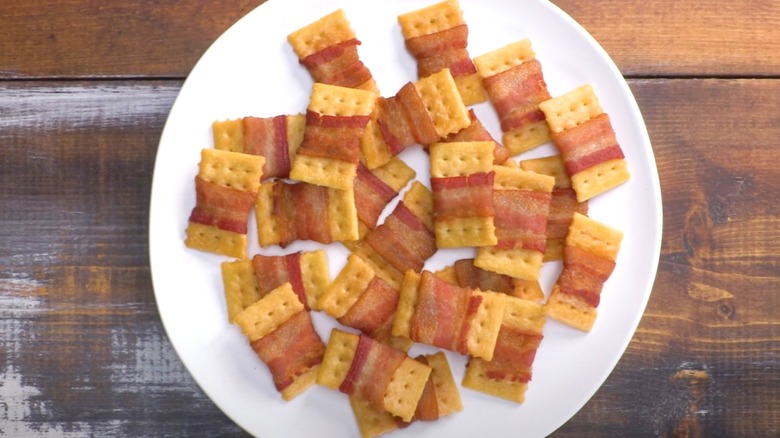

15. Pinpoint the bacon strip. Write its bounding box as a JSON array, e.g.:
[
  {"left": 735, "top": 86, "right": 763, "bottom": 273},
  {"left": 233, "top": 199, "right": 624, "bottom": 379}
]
[
  {"left": 243, "top": 115, "right": 291, "bottom": 179},
  {"left": 340, "top": 335, "right": 407, "bottom": 411},
  {"left": 453, "top": 259, "right": 516, "bottom": 295},
  {"left": 492, "top": 189, "right": 551, "bottom": 252},
  {"left": 547, "top": 188, "right": 588, "bottom": 241},
  {"left": 443, "top": 109, "right": 510, "bottom": 164},
  {"left": 377, "top": 82, "right": 439, "bottom": 156},
  {"left": 431, "top": 171, "right": 495, "bottom": 222},
  {"left": 353, "top": 163, "right": 398, "bottom": 228},
  {"left": 412, "top": 355, "right": 440, "bottom": 422},
  {"left": 404, "top": 24, "right": 476, "bottom": 78},
  {"left": 299, "top": 38, "right": 373, "bottom": 89},
  {"left": 364, "top": 202, "right": 436, "bottom": 274},
  {"left": 557, "top": 245, "right": 616, "bottom": 307},
  {"left": 482, "top": 59, "right": 551, "bottom": 132},
  {"left": 189, "top": 176, "right": 255, "bottom": 234},
  {"left": 272, "top": 181, "right": 332, "bottom": 247},
  {"left": 297, "top": 110, "right": 369, "bottom": 163},
  {"left": 553, "top": 113, "right": 625, "bottom": 176},
  {"left": 338, "top": 277, "right": 400, "bottom": 343},
  {"left": 250, "top": 311, "right": 325, "bottom": 392},
  {"left": 481, "top": 327, "right": 543, "bottom": 383},
  {"left": 411, "top": 272, "right": 482, "bottom": 354},
  {"left": 251, "top": 253, "right": 307, "bottom": 308}
]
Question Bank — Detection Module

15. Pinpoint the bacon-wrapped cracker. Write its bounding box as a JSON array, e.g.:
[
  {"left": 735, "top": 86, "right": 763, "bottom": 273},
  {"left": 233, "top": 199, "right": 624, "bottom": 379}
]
[
  {"left": 474, "top": 166, "right": 554, "bottom": 282},
  {"left": 318, "top": 254, "right": 409, "bottom": 349},
  {"left": 221, "top": 251, "right": 330, "bottom": 322},
  {"left": 520, "top": 155, "right": 589, "bottom": 261},
  {"left": 546, "top": 213, "right": 623, "bottom": 331},
  {"left": 474, "top": 39, "right": 552, "bottom": 156},
  {"left": 393, "top": 270, "right": 506, "bottom": 361},
  {"left": 440, "top": 258, "right": 544, "bottom": 302},
  {"left": 212, "top": 114, "right": 305, "bottom": 180},
  {"left": 462, "top": 295, "right": 545, "bottom": 403},
  {"left": 185, "top": 149, "right": 265, "bottom": 258},
  {"left": 289, "top": 83, "right": 376, "bottom": 189},
  {"left": 256, "top": 180, "right": 358, "bottom": 248},
  {"left": 539, "top": 84, "right": 630, "bottom": 202},
  {"left": 361, "top": 68, "right": 471, "bottom": 169},
  {"left": 429, "top": 141, "right": 497, "bottom": 248},
  {"left": 439, "top": 109, "right": 512, "bottom": 165},
  {"left": 352, "top": 181, "right": 436, "bottom": 289},
  {"left": 318, "top": 329, "right": 432, "bottom": 422},
  {"left": 233, "top": 283, "right": 326, "bottom": 401},
  {"left": 398, "top": 0, "right": 485, "bottom": 106},
  {"left": 349, "top": 351, "right": 462, "bottom": 438},
  {"left": 288, "top": 9, "right": 378, "bottom": 92}
]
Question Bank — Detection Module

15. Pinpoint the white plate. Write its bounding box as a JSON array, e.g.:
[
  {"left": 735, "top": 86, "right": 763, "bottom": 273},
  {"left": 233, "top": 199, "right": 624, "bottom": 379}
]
[{"left": 149, "top": 0, "right": 662, "bottom": 436}]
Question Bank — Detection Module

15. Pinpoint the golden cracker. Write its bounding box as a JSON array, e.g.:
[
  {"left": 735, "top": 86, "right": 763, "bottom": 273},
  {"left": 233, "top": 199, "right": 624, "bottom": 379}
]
[
  {"left": 474, "top": 246, "right": 545, "bottom": 281},
  {"left": 359, "top": 117, "right": 393, "bottom": 170},
  {"left": 287, "top": 113, "right": 306, "bottom": 156},
  {"left": 318, "top": 254, "right": 376, "bottom": 319},
  {"left": 233, "top": 283, "right": 305, "bottom": 342},
  {"left": 502, "top": 120, "right": 551, "bottom": 156},
  {"left": 566, "top": 212, "right": 623, "bottom": 261},
  {"left": 328, "top": 187, "right": 360, "bottom": 242},
  {"left": 401, "top": 181, "right": 434, "bottom": 231},
  {"left": 502, "top": 295, "right": 546, "bottom": 333},
  {"left": 198, "top": 148, "right": 265, "bottom": 194},
  {"left": 288, "top": 9, "right": 356, "bottom": 59},
  {"left": 545, "top": 284, "right": 598, "bottom": 332},
  {"left": 300, "top": 250, "right": 331, "bottom": 310},
  {"left": 454, "top": 72, "right": 487, "bottom": 106},
  {"left": 434, "top": 216, "right": 497, "bottom": 248},
  {"left": 570, "top": 158, "right": 630, "bottom": 202},
  {"left": 397, "top": 0, "right": 464, "bottom": 39},
  {"left": 308, "top": 83, "right": 377, "bottom": 117},
  {"left": 493, "top": 165, "right": 555, "bottom": 192},
  {"left": 414, "top": 68, "right": 471, "bottom": 138},
  {"left": 429, "top": 141, "right": 495, "bottom": 178},
  {"left": 289, "top": 154, "right": 357, "bottom": 190},
  {"left": 281, "top": 365, "right": 320, "bottom": 401},
  {"left": 474, "top": 38, "right": 535, "bottom": 78},
  {"left": 382, "top": 358, "right": 433, "bottom": 422},
  {"left": 351, "top": 243, "right": 404, "bottom": 289},
  {"left": 519, "top": 155, "right": 571, "bottom": 189},
  {"left": 465, "top": 290, "right": 507, "bottom": 361},
  {"left": 212, "top": 118, "right": 245, "bottom": 152},
  {"left": 317, "top": 329, "right": 360, "bottom": 389},
  {"left": 462, "top": 359, "right": 528, "bottom": 403},
  {"left": 511, "top": 278, "right": 545, "bottom": 302},
  {"left": 221, "top": 260, "right": 260, "bottom": 323},
  {"left": 185, "top": 223, "right": 247, "bottom": 259},
  {"left": 370, "top": 156, "right": 416, "bottom": 192},
  {"left": 349, "top": 397, "right": 400, "bottom": 438},
  {"left": 255, "top": 182, "right": 279, "bottom": 248},
  {"left": 391, "top": 270, "right": 422, "bottom": 339},
  {"left": 539, "top": 84, "right": 604, "bottom": 134},
  {"left": 425, "top": 351, "right": 463, "bottom": 416}
]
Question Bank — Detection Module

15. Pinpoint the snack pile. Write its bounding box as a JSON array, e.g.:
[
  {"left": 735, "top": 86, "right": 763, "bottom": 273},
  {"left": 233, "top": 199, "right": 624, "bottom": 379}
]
[{"left": 183, "top": 1, "right": 629, "bottom": 436}]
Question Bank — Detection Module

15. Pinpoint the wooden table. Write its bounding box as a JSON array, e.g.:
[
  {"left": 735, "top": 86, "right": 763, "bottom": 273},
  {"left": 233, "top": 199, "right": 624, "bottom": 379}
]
[{"left": 2, "top": 1, "right": 778, "bottom": 436}]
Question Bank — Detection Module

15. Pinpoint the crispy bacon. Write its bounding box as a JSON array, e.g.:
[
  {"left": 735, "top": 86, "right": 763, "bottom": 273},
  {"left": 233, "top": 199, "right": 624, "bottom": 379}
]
[
  {"left": 299, "top": 38, "right": 373, "bottom": 89},
  {"left": 297, "top": 110, "right": 369, "bottom": 163},
  {"left": 338, "top": 277, "right": 400, "bottom": 343},
  {"left": 251, "top": 253, "right": 307, "bottom": 308},
  {"left": 189, "top": 176, "right": 255, "bottom": 234},
  {"left": 557, "top": 245, "right": 617, "bottom": 307},
  {"left": 482, "top": 59, "right": 551, "bottom": 132},
  {"left": 250, "top": 310, "right": 325, "bottom": 392},
  {"left": 243, "top": 115, "right": 291, "bottom": 179},
  {"left": 453, "top": 258, "right": 516, "bottom": 295},
  {"left": 492, "top": 189, "right": 551, "bottom": 252},
  {"left": 412, "top": 355, "right": 440, "bottom": 422},
  {"left": 353, "top": 163, "right": 398, "bottom": 228},
  {"left": 377, "top": 82, "right": 439, "bottom": 155},
  {"left": 431, "top": 171, "right": 495, "bottom": 222},
  {"left": 404, "top": 24, "right": 476, "bottom": 78},
  {"left": 411, "top": 271, "right": 482, "bottom": 354},
  {"left": 547, "top": 188, "right": 588, "bottom": 240},
  {"left": 340, "top": 334, "right": 407, "bottom": 411},
  {"left": 481, "top": 327, "right": 543, "bottom": 383},
  {"left": 443, "top": 109, "right": 511, "bottom": 164},
  {"left": 272, "top": 181, "right": 332, "bottom": 247},
  {"left": 553, "top": 113, "right": 624, "bottom": 176},
  {"left": 364, "top": 202, "right": 436, "bottom": 274}
]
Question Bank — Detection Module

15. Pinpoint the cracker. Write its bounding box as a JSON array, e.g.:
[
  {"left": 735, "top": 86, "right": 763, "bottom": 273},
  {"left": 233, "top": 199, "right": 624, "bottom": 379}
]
[
  {"left": 414, "top": 69, "right": 471, "bottom": 138},
  {"left": 433, "top": 265, "right": 457, "bottom": 284},
  {"left": 382, "top": 358, "right": 433, "bottom": 422},
  {"left": 455, "top": 73, "right": 486, "bottom": 106},
  {"left": 281, "top": 366, "right": 320, "bottom": 402},
  {"left": 308, "top": 83, "right": 377, "bottom": 117},
  {"left": 473, "top": 39, "right": 535, "bottom": 78},
  {"left": 359, "top": 117, "right": 392, "bottom": 170},
  {"left": 462, "top": 358, "right": 528, "bottom": 403},
  {"left": 317, "top": 329, "right": 360, "bottom": 389},
  {"left": 425, "top": 351, "right": 463, "bottom": 416},
  {"left": 328, "top": 187, "right": 360, "bottom": 242},
  {"left": 502, "top": 296, "right": 546, "bottom": 333},
  {"left": 391, "top": 270, "right": 422, "bottom": 339},
  {"left": 474, "top": 246, "right": 545, "bottom": 281},
  {"left": 287, "top": 113, "right": 306, "bottom": 154},
  {"left": 254, "top": 182, "right": 278, "bottom": 247},
  {"left": 369, "top": 156, "right": 416, "bottom": 192},
  {"left": 566, "top": 212, "right": 623, "bottom": 260},
  {"left": 198, "top": 148, "right": 265, "bottom": 194},
  {"left": 435, "top": 217, "right": 497, "bottom": 248},
  {"left": 545, "top": 285, "right": 598, "bottom": 332},
  {"left": 184, "top": 223, "right": 247, "bottom": 259},
  {"left": 493, "top": 165, "right": 555, "bottom": 192},
  {"left": 349, "top": 397, "right": 400, "bottom": 438},
  {"left": 502, "top": 121, "right": 551, "bottom": 156},
  {"left": 221, "top": 260, "right": 260, "bottom": 323},
  {"left": 289, "top": 154, "right": 357, "bottom": 190},
  {"left": 429, "top": 141, "right": 495, "bottom": 178},
  {"left": 511, "top": 278, "right": 545, "bottom": 302},
  {"left": 300, "top": 251, "right": 331, "bottom": 310},
  {"left": 398, "top": 0, "right": 464, "bottom": 39},
  {"left": 352, "top": 243, "right": 404, "bottom": 289},
  {"left": 212, "top": 118, "right": 245, "bottom": 152},
  {"left": 570, "top": 158, "right": 630, "bottom": 202},
  {"left": 233, "top": 283, "right": 305, "bottom": 342},
  {"left": 288, "top": 9, "right": 356, "bottom": 59},
  {"left": 539, "top": 84, "right": 604, "bottom": 135},
  {"left": 318, "top": 254, "right": 376, "bottom": 318},
  {"left": 465, "top": 290, "right": 506, "bottom": 361},
  {"left": 401, "top": 181, "right": 434, "bottom": 231},
  {"left": 519, "top": 155, "right": 571, "bottom": 189}
]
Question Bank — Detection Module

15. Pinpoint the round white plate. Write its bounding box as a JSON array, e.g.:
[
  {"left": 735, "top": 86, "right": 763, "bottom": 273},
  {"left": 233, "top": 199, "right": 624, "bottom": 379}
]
[{"left": 149, "top": 0, "right": 662, "bottom": 436}]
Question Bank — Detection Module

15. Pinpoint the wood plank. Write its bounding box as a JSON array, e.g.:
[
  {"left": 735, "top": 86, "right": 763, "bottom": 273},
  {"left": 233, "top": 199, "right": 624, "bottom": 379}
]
[
  {"left": 552, "top": 1, "right": 780, "bottom": 77},
  {"left": 1, "top": 1, "right": 778, "bottom": 79}
]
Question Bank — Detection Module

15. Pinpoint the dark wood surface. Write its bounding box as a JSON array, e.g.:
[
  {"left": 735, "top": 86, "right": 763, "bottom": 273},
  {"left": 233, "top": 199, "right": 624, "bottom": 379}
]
[{"left": 2, "top": 1, "right": 778, "bottom": 437}]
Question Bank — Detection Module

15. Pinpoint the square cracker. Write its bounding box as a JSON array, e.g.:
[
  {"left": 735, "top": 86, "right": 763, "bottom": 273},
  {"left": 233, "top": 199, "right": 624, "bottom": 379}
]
[
  {"left": 382, "top": 357, "right": 432, "bottom": 422},
  {"left": 185, "top": 223, "right": 247, "bottom": 259},
  {"left": 414, "top": 68, "right": 471, "bottom": 138},
  {"left": 474, "top": 38, "right": 535, "bottom": 79},
  {"left": 391, "top": 270, "right": 422, "bottom": 339},
  {"left": 493, "top": 165, "right": 555, "bottom": 192},
  {"left": 352, "top": 243, "right": 404, "bottom": 289},
  {"left": 520, "top": 155, "right": 572, "bottom": 189},
  {"left": 455, "top": 73, "right": 486, "bottom": 107},
  {"left": 349, "top": 397, "right": 400, "bottom": 438},
  {"left": 462, "top": 358, "right": 528, "bottom": 403},
  {"left": 424, "top": 351, "right": 463, "bottom": 417},
  {"left": 255, "top": 182, "right": 278, "bottom": 247},
  {"left": 429, "top": 141, "right": 495, "bottom": 178},
  {"left": 465, "top": 290, "right": 506, "bottom": 361},
  {"left": 539, "top": 84, "right": 604, "bottom": 135},
  {"left": 300, "top": 251, "right": 331, "bottom": 310},
  {"left": 369, "top": 156, "right": 416, "bottom": 193},
  {"left": 434, "top": 216, "right": 497, "bottom": 248},
  {"left": 290, "top": 154, "right": 357, "bottom": 190},
  {"left": 198, "top": 148, "right": 265, "bottom": 194},
  {"left": 308, "top": 83, "right": 377, "bottom": 117},
  {"left": 318, "top": 329, "right": 360, "bottom": 389},
  {"left": 288, "top": 9, "right": 356, "bottom": 59},
  {"left": 212, "top": 118, "right": 245, "bottom": 152},
  {"left": 328, "top": 187, "right": 360, "bottom": 242},
  {"left": 398, "top": 0, "right": 464, "bottom": 39},
  {"left": 221, "top": 260, "right": 260, "bottom": 323},
  {"left": 282, "top": 365, "right": 320, "bottom": 402},
  {"left": 570, "top": 157, "right": 630, "bottom": 202},
  {"left": 502, "top": 120, "right": 551, "bottom": 156},
  {"left": 474, "top": 246, "right": 545, "bottom": 281},
  {"left": 566, "top": 212, "right": 623, "bottom": 260},
  {"left": 545, "top": 284, "right": 598, "bottom": 332},
  {"left": 400, "top": 181, "right": 434, "bottom": 231},
  {"left": 233, "top": 283, "right": 305, "bottom": 342},
  {"left": 318, "top": 254, "right": 376, "bottom": 319}
]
